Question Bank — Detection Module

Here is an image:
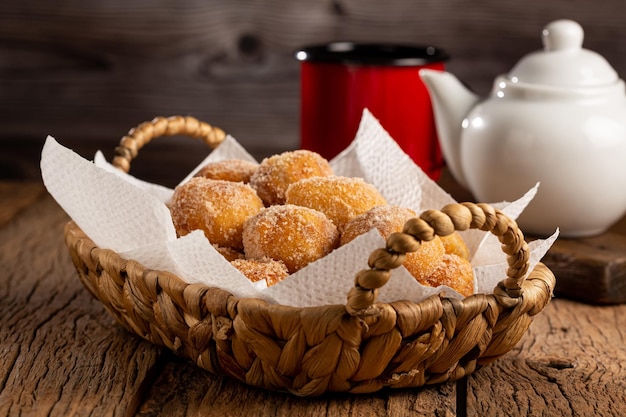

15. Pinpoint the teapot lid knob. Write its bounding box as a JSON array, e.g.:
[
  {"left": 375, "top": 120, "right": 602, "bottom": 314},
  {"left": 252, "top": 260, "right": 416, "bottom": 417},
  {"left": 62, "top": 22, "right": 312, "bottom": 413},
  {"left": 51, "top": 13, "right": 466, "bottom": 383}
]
[
  {"left": 542, "top": 20, "right": 583, "bottom": 52},
  {"left": 507, "top": 19, "right": 618, "bottom": 87}
]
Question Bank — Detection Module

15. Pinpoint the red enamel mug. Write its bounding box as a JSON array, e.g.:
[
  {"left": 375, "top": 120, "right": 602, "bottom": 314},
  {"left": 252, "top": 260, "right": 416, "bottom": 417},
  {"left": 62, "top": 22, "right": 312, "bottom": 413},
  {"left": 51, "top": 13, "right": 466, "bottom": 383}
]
[{"left": 295, "top": 42, "right": 448, "bottom": 180}]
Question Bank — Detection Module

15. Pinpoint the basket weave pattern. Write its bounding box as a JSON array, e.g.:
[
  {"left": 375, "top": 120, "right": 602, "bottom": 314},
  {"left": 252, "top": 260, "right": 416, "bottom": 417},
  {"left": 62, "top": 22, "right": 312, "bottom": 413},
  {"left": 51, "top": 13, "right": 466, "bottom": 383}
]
[{"left": 64, "top": 116, "right": 556, "bottom": 396}]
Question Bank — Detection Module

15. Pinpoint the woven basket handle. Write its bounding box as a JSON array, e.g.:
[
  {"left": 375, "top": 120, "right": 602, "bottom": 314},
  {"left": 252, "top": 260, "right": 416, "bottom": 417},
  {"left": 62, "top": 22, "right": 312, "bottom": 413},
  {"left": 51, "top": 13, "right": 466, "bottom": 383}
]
[
  {"left": 346, "top": 203, "right": 530, "bottom": 314},
  {"left": 111, "top": 115, "right": 226, "bottom": 173}
]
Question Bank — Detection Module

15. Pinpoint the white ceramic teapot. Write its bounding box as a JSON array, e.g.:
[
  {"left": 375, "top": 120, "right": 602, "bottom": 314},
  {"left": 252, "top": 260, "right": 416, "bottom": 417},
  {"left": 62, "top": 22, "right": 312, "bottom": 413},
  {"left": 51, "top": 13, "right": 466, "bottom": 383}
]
[{"left": 420, "top": 19, "right": 626, "bottom": 237}]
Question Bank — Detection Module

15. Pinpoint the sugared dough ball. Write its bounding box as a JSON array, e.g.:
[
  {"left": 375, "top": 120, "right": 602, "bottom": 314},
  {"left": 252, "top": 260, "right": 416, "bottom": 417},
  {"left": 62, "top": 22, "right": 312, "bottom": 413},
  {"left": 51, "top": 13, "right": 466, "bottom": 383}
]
[
  {"left": 423, "top": 254, "right": 474, "bottom": 297},
  {"left": 243, "top": 205, "right": 339, "bottom": 273},
  {"left": 231, "top": 258, "right": 289, "bottom": 286},
  {"left": 249, "top": 150, "right": 334, "bottom": 205},
  {"left": 404, "top": 236, "right": 446, "bottom": 283},
  {"left": 285, "top": 176, "right": 387, "bottom": 232},
  {"left": 340, "top": 205, "right": 417, "bottom": 246},
  {"left": 340, "top": 205, "right": 444, "bottom": 282},
  {"left": 170, "top": 177, "right": 263, "bottom": 250},
  {"left": 440, "top": 232, "right": 470, "bottom": 260},
  {"left": 195, "top": 159, "right": 259, "bottom": 183},
  {"left": 214, "top": 245, "right": 245, "bottom": 262}
]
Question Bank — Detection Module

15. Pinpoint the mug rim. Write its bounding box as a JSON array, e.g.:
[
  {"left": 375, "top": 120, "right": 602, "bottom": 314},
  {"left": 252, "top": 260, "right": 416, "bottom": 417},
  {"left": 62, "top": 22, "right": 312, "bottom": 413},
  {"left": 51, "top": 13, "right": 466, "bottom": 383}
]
[{"left": 295, "top": 42, "right": 448, "bottom": 66}]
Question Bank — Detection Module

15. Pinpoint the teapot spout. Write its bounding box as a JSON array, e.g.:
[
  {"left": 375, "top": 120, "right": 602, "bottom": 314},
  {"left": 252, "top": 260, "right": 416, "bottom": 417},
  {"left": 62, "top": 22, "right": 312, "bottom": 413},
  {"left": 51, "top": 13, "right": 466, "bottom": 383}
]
[{"left": 420, "top": 69, "right": 481, "bottom": 188}]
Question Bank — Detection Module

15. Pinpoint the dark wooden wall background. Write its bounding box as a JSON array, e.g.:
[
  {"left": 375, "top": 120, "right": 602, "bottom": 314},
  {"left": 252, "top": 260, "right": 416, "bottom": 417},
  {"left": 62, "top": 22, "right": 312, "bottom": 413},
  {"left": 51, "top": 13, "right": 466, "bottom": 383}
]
[{"left": 1, "top": 1, "right": 625, "bottom": 186}]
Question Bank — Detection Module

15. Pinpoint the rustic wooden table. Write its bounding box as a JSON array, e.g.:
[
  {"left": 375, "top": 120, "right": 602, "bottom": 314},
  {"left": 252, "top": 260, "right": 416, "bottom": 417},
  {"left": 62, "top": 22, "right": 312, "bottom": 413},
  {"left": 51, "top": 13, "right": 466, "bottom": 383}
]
[{"left": 2, "top": 180, "right": 626, "bottom": 417}]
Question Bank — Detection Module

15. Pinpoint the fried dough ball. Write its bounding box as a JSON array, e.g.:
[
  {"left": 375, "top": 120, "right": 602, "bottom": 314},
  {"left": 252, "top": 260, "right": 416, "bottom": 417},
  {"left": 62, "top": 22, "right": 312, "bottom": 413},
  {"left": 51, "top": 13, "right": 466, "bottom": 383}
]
[
  {"left": 249, "top": 150, "right": 334, "bottom": 205},
  {"left": 231, "top": 258, "right": 289, "bottom": 286},
  {"left": 440, "top": 232, "right": 470, "bottom": 260},
  {"left": 170, "top": 177, "right": 263, "bottom": 250},
  {"left": 243, "top": 204, "right": 339, "bottom": 273},
  {"left": 340, "top": 205, "right": 445, "bottom": 282},
  {"left": 406, "top": 237, "right": 446, "bottom": 283},
  {"left": 214, "top": 245, "right": 245, "bottom": 262},
  {"left": 285, "top": 176, "right": 387, "bottom": 232},
  {"left": 340, "top": 205, "right": 417, "bottom": 246},
  {"left": 195, "top": 159, "right": 259, "bottom": 183},
  {"left": 423, "top": 254, "right": 474, "bottom": 297}
]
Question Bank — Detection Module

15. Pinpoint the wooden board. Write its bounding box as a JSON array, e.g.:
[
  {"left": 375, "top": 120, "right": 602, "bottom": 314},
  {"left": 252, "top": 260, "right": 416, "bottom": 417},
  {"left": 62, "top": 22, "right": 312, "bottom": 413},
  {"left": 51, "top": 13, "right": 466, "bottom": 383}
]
[{"left": 541, "top": 216, "right": 626, "bottom": 305}]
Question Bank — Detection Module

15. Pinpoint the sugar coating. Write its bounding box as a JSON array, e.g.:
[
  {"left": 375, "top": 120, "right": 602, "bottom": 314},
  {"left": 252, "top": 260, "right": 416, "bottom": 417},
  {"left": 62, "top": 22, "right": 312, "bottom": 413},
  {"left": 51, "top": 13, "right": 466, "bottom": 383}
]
[
  {"left": 340, "top": 205, "right": 417, "bottom": 246},
  {"left": 249, "top": 150, "right": 334, "bottom": 206},
  {"left": 285, "top": 176, "right": 387, "bottom": 232},
  {"left": 405, "top": 237, "right": 446, "bottom": 282},
  {"left": 440, "top": 232, "right": 470, "bottom": 260},
  {"left": 170, "top": 177, "right": 264, "bottom": 250},
  {"left": 195, "top": 159, "right": 259, "bottom": 183},
  {"left": 424, "top": 254, "right": 474, "bottom": 297},
  {"left": 242, "top": 204, "right": 339, "bottom": 273},
  {"left": 213, "top": 244, "right": 245, "bottom": 262},
  {"left": 231, "top": 258, "right": 289, "bottom": 286},
  {"left": 340, "top": 205, "right": 444, "bottom": 282}
]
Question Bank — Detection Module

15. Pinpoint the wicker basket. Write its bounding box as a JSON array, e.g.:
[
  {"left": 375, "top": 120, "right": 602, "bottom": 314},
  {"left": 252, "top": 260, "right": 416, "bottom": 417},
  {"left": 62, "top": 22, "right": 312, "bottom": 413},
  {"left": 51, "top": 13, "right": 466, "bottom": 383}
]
[{"left": 64, "top": 115, "right": 556, "bottom": 397}]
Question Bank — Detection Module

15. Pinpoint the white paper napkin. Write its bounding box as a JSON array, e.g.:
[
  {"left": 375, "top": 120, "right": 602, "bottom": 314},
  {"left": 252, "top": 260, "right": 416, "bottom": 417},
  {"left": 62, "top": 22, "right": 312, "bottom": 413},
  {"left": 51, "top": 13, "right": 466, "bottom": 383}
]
[{"left": 41, "top": 109, "right": 558, "bottom": 307}]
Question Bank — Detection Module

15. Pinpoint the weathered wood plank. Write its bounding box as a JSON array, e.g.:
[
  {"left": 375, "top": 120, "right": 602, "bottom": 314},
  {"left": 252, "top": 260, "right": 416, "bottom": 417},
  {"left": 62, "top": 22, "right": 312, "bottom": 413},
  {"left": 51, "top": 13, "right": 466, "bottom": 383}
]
[
  {"left": 467, "top": 299, "right": 626, "bottom": 416},
  {"left": 135, "top": 356, "right": 457, "bottom": 417},
  {"left": 0, "top": 195, "right": 163, "bottom": 417},
  {"left": 543, "top": 231, "right": 626, "bottom": 305},
  {"left": 3, "top": 0, "right": 626, "bottom": 182},
  {"left": 0, "top": 181, "right": 47, "bottom": 227}
]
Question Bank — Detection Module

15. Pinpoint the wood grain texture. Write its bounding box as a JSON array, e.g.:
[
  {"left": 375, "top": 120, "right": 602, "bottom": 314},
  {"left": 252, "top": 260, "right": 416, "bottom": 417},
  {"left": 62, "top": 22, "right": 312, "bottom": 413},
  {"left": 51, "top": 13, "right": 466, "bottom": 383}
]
[
  {"left": 0, "top": 192, "right": 163, "bottom": 417},
  {"left": 543, "top": 232, "right": 626, "bottom": 304},
  {"left": 0, "top": 181, "right": 47, "bottom": 227},
  {"left": 467, "top": 299, "right": 626, "bottom": 416},
  {"left": 136, "top": 358, "right": 457, "bottom": 417},
  {"left": 2, "top": 1, "right": 626, "bottom": 183}
]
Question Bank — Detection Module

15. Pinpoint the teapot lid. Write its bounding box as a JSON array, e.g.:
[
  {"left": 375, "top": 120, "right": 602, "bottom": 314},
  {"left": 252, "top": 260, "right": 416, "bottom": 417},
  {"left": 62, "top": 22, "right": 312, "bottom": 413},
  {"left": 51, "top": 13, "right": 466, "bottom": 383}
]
[{"left": 507, "top": 20, "right": 618, "bottom": 87}]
